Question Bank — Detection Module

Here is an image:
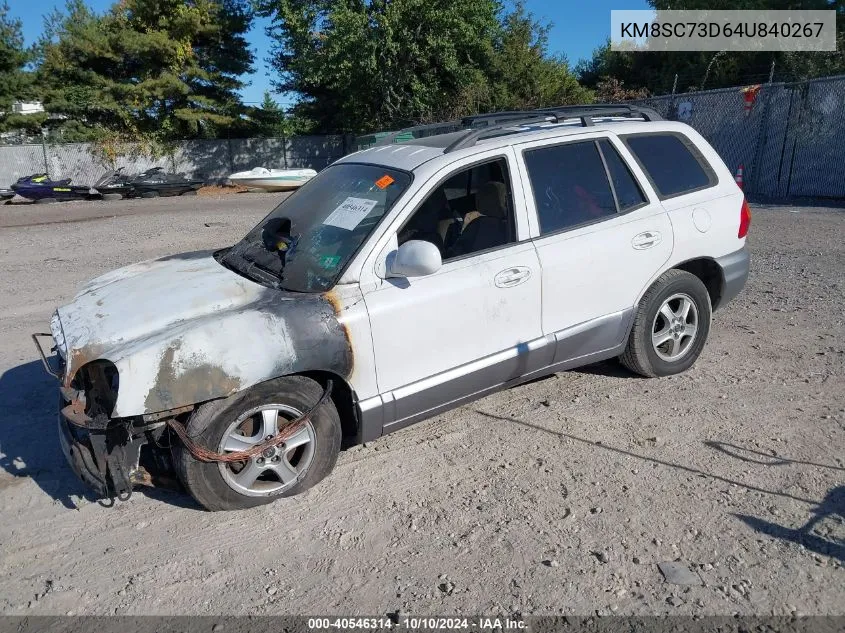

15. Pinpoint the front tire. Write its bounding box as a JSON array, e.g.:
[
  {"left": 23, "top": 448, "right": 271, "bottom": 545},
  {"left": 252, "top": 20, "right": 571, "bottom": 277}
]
[
  {"left": 175, "top": 376, "right": 342, "bottom": 511},
  {"left": 620, "top": 269, "right": 712, "bottom": 378}
]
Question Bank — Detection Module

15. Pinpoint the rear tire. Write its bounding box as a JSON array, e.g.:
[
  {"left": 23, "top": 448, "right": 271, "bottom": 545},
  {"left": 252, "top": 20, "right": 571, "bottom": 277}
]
[
  {"left": 620, "top": 269, "right": 712, "bottom": 378},
  {"left": 175, "top": 376, "right": 342, "bottom": 511}
]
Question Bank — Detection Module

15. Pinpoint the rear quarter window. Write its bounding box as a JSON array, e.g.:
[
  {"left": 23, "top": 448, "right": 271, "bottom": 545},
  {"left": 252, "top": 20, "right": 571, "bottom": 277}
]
[{"left": 623, "top": 133, "right": 716, "bottom": 199}]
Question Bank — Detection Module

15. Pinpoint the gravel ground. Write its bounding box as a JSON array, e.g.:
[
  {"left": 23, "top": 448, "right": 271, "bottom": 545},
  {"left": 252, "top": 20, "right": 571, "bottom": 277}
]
[{"left": 0, "top": 194, "right": 842, "bottom": 616}]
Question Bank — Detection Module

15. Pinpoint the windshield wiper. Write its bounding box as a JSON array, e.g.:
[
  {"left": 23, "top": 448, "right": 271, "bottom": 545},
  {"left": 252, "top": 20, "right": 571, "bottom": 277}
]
[{"left": 218, "top": 248, "right": 280, "bottom": 288}]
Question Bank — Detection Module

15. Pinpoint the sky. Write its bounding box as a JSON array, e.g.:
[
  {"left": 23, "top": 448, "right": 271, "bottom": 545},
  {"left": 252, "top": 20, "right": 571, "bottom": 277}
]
[{"left": 6, "top": 0, "right": 650, "bottom": 108}]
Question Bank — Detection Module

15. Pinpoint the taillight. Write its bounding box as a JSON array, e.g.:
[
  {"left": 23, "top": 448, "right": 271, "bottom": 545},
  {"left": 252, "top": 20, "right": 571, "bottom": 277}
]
[{"left": 738, "top": 198, "right": 751, "bottom": 238}]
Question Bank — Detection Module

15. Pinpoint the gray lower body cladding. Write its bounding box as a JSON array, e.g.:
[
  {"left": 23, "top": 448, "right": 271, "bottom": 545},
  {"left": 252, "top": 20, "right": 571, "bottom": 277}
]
[{"left": 716, "top": 247, "right": 750, "bottom": 309}]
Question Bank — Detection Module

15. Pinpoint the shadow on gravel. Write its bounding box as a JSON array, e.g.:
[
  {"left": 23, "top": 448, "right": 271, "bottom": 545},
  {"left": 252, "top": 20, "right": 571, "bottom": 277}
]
[
  {"left": 735, "top": 486, "right": 845, "bottom": 564},
  {"left": 0, "top": 360, "right": 93, "bottom": 508},
  {"left": 0, "top": 359, "right": 204, "bottom": 511},
  {"left": 482, "top": 410, "right": 845, "bottom": 563},
  {"left": 475, "top": 410, "right": 821, "bottom": 506},
  {"left": 705, "top": 441, "right": 845, "bottom": 471},
  {"left": 570, "top": 360, "right": 643, "bottom": 379}
]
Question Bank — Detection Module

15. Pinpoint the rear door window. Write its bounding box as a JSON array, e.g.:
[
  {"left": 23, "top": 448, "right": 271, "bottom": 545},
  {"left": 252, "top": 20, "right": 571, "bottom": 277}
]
[
  {"left": 598, "top": 140, "right": 646, "bottom": 211},
  {"left": 523, "top": 141, "right": 617, "bottom": 235},
  {"left": 623, "top": 133, "right": 715, "bottom": 198}
]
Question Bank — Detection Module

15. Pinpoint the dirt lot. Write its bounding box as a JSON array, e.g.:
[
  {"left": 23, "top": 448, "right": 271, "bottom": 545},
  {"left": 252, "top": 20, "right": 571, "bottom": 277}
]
[{"left": 0, "top": 194, "right": 842, "bottom": 616}]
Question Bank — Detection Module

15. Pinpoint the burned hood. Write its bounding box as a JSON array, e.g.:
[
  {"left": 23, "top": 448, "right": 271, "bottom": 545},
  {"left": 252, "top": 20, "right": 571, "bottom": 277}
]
[
  {"left": 54, "top": 251, "right": 353, "bottom": 417},
  {"left": 60, "top": 251, "right": 263, "bottom": 351}
]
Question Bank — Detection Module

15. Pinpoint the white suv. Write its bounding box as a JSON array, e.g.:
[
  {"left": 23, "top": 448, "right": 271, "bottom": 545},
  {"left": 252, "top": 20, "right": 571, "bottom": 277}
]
[{"left": 37, "top": 105, "right": 750, "bottom": 510}]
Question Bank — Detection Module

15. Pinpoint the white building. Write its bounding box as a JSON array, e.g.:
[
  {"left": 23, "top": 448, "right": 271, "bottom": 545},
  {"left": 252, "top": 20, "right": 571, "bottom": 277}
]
[{"left": 11, "top": 101, "right": 45, "bottom": 115}]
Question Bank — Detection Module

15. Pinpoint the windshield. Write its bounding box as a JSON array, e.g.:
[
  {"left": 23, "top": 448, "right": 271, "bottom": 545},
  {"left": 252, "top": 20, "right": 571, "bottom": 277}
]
[{"left": 220, "top": 163, "right": 411, "bottom": 292}]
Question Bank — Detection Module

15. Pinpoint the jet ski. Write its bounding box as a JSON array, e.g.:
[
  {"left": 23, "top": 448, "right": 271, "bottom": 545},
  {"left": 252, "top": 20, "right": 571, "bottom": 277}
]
[
  {"left": 11, "top": 173, "right": 97, "bottom": 202},
  {"left": 128, "top": 167, "right": 204, "bottom": 198},
  {"left": 93, "top": 168, "right": 136, "bottom": 200}
]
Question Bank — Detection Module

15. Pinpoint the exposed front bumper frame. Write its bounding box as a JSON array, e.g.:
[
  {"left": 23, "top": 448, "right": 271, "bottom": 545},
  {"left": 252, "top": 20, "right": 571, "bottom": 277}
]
[{"left": 33, "top": 333, "right": 143, "bottom": 501}]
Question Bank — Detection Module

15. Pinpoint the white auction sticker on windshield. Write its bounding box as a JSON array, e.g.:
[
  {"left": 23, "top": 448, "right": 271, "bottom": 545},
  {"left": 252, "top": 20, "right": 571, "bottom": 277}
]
[{"left": 323, "top": 197, "right": 378, "bottom": 230}]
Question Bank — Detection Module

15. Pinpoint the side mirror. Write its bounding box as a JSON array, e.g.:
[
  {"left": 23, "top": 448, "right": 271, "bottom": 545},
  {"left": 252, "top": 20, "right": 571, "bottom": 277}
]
[{"left": 388, "top": 240, "right": 442, "bottom": 278}]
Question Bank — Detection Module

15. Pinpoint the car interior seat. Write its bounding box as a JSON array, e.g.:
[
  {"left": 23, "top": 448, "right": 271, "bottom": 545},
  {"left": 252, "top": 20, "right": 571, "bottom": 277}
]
[
  {"left": 448, "top": 181, "right": 509, "bottom": 257},
  {"left": 399, "top": 189, "right": 446, "bottom": 254}
]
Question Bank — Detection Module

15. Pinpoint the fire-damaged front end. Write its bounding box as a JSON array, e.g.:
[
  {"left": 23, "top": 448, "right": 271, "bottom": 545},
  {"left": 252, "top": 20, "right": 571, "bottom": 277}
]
[
  {"left": 51, "top": 350, "right": 171, "bottom": 500},
  {"left": 36, "top": 320, "right": 175, "bottom": 500},
  {"left": 35, "top": 250, "right": 355, "bottom": 502}
]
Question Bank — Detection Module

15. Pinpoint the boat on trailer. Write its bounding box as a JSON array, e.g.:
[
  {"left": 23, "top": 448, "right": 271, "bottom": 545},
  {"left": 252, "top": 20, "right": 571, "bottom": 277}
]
[{"left": 228, "top": 167, "right": 317, "bottom": 191}]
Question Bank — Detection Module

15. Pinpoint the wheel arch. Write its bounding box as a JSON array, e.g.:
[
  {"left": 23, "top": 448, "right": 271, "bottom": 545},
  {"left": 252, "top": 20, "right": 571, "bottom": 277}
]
[
  {"left": 295, "top": 370, "right": 360, "bottom": 448},
  {"left": 671, "top": 257, "right": 725, "bottom": 310},
  {"left": 633, "top": 256, "right": 725, "bottom": 316}
]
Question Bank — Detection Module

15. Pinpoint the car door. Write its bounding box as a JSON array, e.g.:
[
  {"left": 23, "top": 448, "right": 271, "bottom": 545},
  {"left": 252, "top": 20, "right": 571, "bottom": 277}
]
[
  {"left": 514, "top": 133, "right": 673, "bottom": 367},
  {"left": 361, "top": 148, "right": 544, "bottom": 433}
]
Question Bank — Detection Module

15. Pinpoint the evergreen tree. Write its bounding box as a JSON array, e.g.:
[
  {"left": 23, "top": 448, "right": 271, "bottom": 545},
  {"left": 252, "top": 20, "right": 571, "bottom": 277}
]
[
  {"left": 577, "top": 0, "right": 845, "bottom": 95},
  {"left": 257, "top": 0, "right": 593, "bottom": 133},
  {"left": 0, "top": 1, "right": 42, "bottom": 136},
  {"left": 37, "top": 0, "right": 254, "bottom": 142}
]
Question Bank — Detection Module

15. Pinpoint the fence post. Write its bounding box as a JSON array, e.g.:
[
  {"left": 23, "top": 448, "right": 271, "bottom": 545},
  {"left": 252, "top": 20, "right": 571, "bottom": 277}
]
[
  {"left": 281, "top": 130, "right": 288, "bottom": 169},
  {"left": 784, "top": 82, "right": 809, "bottom": 198},
  {"left": 775, "top": 87, "right": 797, "bottom": 199},
  {"left": 749, "top": 85, "right": 774, "bottom": 196},
  {"left": 748, "top": 64, "right": 778, "bottom": 196},
  {"left": 40, "top": 128, "right": 49, "bottom": 176},
  {"left": 227, "top": 135, "right": 235, "bottom": 178}
]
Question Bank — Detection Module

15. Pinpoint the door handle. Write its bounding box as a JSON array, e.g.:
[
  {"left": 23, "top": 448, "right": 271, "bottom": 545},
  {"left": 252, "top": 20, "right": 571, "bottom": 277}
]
[
  {"left": 495, "top": 266, "right": 532, "bottom": 288},
  {"left": 632, "top": 231, "right": 662, "bottom": 250}
]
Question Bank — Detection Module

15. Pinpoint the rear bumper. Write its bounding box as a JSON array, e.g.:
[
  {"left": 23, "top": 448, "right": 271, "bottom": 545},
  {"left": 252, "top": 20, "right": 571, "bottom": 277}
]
[{"left": 716, "top": 247, "right": 750, "bottom": 309}]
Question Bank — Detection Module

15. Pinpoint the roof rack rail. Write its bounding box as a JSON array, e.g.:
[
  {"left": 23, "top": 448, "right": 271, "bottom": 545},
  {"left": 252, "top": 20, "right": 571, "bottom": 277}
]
[
  {"left": 444, "top": 104, "right": 662, "bottom": 153},
  {"left": 461, "top": 111, "right": 554, "bottom": 128},
  {"left": 537, "top": 104, "right": 662, "bottom": 126},
  {"left": 374, "top": 110, "right": 557, "bottom": 147},
  {"left": 374, "top": 120, "right": 464, "bottom": 147}
]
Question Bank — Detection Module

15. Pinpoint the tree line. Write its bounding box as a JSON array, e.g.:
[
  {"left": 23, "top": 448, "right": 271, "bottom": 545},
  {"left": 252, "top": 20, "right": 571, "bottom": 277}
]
[
  {"left": 1, "top": 0, "right": 842, "bottom": 149},
  {"left": 577, "top": 0, "right": 845, "bottom": 96}
]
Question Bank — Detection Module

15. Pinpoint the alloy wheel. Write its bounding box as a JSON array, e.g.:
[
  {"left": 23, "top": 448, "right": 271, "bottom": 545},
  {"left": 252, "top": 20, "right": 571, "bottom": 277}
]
[
  {"left": 217, "top": 404, "right": 315, "bottom": 497},
  {"left": 651, "top": 293, "right": 699, "bottom": 362}
]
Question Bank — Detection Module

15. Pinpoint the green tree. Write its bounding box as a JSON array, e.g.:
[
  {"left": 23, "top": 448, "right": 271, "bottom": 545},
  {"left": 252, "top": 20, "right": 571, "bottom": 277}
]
[
  {"left": 486, "top": 3, "right": 592, "bottom": 110},
  {"left": 37, "top": 0, "right": 254, "bottom": 144},
  {"left": 258, "top": 0, "right": 593, "bottom": 133},
  {"left": 577, "top": 0, "right": 845, "bottom": 94},
  {"left": 0, "top": 1, "right": 43, "bottom": 136},
  {"left": 253, "top": 91, "right": 287, "bottom": 137},
  {"left": 257, "top": 0, "right": 503, "bottom": 132}
]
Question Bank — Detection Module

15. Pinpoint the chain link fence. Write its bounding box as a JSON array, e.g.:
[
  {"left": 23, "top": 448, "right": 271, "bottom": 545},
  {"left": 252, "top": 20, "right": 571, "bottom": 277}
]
[
  {"left": 3, "top": 75, "right": 844, "bottom": 199},
  {"left": 630, "top": 74, "right": 845, "bottom": 200},
  {"left": 0, "top": 135, "right": 350, "bottom": 189}
]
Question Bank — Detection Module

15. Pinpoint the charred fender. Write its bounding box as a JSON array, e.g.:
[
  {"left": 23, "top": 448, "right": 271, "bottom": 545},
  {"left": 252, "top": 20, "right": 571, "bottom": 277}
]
[{"left": 53, "top": 251, "right": 353, "bottom": 418}]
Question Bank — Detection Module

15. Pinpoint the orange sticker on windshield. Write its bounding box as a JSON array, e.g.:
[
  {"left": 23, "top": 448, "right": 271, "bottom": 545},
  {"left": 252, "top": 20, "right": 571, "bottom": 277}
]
[{"left": 375, "top": 175, "right": 395, "bottom": 189}]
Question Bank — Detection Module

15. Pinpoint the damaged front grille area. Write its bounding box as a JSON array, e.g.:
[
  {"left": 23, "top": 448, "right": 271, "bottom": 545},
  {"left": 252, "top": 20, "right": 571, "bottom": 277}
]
[
  {"left": 58, "top": 360, "right": 184, "bottom": 503},
  {"left": 70, "top": 360, "right": 119, "bottom": 421}
]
